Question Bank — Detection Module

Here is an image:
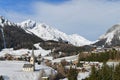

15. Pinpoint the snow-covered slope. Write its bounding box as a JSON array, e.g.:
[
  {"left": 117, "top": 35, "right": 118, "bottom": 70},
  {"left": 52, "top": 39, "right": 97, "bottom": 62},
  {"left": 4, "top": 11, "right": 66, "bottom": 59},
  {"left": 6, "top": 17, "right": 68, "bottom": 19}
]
[
  {"left": 0, "top": 61, "right": 56, "bottom": 80},
  {"left": 18, "top": 20, "right": 92, "bottom": 46},
  {"left": 96, "top": 24, "right": 120, "bottom": 46},
  {"left": 100, "top": 24, "right": 120, "bottom": 43}
]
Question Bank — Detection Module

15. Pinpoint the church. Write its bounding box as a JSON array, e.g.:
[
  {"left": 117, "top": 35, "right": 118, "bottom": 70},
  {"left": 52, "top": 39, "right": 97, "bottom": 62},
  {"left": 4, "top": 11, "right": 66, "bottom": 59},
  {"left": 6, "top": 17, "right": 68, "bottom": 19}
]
[{"left": 22, "top": 49, "right": 35, "bottom": 72}]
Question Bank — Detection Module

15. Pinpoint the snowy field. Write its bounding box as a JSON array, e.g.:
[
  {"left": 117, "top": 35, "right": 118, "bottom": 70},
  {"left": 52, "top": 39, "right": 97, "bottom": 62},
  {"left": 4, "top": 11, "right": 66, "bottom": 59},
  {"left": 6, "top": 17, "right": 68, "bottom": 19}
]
[
  {"left": 52, "top": 55, "right": 78, "bottom": 63},
  {"left": 0, "top": 48, "right": 51, "bottom": 57},
  {"left": 0, "top": 43, "right": 51, "bottom": 57},
  {"left": 0, "top": 61, "right": 55, "bottom": 80}
]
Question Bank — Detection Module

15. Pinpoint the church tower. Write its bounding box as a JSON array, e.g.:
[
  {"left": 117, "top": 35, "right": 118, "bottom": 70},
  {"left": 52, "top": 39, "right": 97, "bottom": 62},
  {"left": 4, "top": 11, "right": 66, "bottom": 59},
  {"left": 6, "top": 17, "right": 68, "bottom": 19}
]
[{"left": 30, "top": 48, "right": 35, "bottom": 71}]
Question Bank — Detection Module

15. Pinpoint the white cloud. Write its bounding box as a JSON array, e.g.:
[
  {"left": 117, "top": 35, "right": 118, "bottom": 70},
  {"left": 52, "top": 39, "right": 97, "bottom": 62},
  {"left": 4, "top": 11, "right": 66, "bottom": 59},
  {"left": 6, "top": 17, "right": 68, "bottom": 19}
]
[
  {"left": 31, "top": 0, "right": 120, "bottom": 40},
  {"left": 1, "top": 0, "right": 120, "bottom": 40}
]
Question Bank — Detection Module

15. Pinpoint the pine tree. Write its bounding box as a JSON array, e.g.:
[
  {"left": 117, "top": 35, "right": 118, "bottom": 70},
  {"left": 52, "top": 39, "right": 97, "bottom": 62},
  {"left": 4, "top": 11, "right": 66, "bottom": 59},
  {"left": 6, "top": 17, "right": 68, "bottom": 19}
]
[
  {"left": 67, "top": 67, "right": 78, "bottom": 80},
  {"left": 0, "top": 75, "right": 4, "bottom": 80},
  {"left": 88, "top": 66, "right": 99, "bottom": 80},
  {"left": 114, "top": 63, "right": 120, "bottom": 80},
  {"left": 85, "top": 63, "right": 114, "bottom": 80},
  {"left": 100, "top": 63, "right": 112, "bottom": 80}
]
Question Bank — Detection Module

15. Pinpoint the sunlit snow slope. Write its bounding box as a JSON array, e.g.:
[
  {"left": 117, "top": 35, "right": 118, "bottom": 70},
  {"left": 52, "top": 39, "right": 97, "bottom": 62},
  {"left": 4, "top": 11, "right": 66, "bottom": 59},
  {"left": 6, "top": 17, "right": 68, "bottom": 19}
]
[{"left": 18, "top": 20, "right": 92, "bottom": 46}]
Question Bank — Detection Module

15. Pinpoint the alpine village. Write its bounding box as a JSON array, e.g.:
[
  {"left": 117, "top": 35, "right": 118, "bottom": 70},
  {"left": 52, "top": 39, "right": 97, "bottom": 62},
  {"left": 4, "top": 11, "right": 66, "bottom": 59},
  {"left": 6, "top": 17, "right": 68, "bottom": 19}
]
[{"left": 0, "top": 1, "right": 120, "bottom": 80}]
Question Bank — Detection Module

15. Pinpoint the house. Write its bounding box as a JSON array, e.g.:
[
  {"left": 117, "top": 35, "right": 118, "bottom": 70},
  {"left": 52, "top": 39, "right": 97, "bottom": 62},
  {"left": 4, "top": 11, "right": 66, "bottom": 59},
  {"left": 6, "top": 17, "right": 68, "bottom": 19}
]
[
  {"left": 23, "top": 64, "right": 34, "bottom": 71},
  {"left": 23, "top": 49, "right": 35, "bottom": 72},
  {"left": 42, "top": 77, "right": 49, "bottom": 80}
]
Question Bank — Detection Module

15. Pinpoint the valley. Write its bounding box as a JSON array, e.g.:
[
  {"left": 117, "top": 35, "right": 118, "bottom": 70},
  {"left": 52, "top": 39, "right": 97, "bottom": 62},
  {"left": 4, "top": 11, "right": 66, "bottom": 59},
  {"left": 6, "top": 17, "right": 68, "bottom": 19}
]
[{"left": 0, "top": 16, "right": 120, "bottom": 80}]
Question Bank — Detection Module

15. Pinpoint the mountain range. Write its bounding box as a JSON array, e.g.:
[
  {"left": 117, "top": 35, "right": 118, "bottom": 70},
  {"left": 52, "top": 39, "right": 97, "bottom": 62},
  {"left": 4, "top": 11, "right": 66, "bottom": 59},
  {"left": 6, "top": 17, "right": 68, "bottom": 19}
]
[
  {"left": 18, "top": 19, "right": 92, "bottom": 46},
  {"left": 0, "top": 16, "right": 92, "bottom": 51},
  {"left": 1, "top": 16, "right": 120, "bottom": 51}
]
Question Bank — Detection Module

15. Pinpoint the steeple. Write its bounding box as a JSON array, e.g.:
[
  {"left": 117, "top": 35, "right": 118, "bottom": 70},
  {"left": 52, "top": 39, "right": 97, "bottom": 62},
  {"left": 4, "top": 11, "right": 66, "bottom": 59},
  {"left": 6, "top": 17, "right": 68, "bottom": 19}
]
[
  {"left": 30, "top": 48, "right": 35, "bottom": 71},
  {"left": 31, "top": 48, "right": 35, "bottom": 58}
]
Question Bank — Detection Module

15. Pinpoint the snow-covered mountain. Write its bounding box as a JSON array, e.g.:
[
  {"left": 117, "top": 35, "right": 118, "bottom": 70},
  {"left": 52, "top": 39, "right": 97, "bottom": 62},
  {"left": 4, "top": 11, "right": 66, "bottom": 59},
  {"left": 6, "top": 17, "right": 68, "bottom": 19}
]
[
  {"left": 0, "top": 16, "right": 43, "bottom": 50},
  {"left": 18, "top": 19, "right": 92, "bottom": 46},
  {"left": 95, "top": 24, "right": 120, "bottom": 47}
]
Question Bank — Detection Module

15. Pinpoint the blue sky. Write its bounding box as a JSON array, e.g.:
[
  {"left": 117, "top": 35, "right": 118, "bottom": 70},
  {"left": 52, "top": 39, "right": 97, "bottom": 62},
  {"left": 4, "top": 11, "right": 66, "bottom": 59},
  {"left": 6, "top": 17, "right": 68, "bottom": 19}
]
[{"left": 0, "top": 0, "right": 120, "bottom": 41}]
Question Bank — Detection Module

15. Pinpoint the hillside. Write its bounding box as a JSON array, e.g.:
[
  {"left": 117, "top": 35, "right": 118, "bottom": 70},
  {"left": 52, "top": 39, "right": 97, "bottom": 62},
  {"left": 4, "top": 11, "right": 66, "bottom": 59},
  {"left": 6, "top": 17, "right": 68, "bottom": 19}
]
[
  {"left": 0, "top": 16, "right": 87, "bottom": 56},
  {"left": 0, "top": 17, "right": 43, "bottom": 50}
]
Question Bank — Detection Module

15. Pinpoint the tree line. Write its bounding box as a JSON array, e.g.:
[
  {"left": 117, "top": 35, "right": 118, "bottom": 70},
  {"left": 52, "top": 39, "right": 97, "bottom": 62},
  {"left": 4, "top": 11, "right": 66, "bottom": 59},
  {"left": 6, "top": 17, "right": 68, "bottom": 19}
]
[
  {"left": 85, "top": 63, "right": 120, "bottom": 80},
  {"left": 78, "top": 49, "right": 120, "bottom": 64}
]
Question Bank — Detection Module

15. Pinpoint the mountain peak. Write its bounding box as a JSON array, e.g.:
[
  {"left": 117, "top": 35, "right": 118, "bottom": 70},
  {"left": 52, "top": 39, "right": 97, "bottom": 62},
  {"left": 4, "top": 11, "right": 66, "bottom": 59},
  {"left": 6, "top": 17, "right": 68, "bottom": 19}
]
[
  {"left": 19, "top": 19, "right": 36, "bottom": 29},
  {"left": 0, "top": 16, "right": 14, "bottom": 27},
  {"left": 106, "top": 24, "right": 120, "bottom": 33},
  {"left": 0, "top": 16, "right": 5, "bottom": 22},
  {"left": 100, "top": 24, "right": 120, "bottom": 43},
  {"left": 96, "top": 23, "right": 120, "bottom": 47}
]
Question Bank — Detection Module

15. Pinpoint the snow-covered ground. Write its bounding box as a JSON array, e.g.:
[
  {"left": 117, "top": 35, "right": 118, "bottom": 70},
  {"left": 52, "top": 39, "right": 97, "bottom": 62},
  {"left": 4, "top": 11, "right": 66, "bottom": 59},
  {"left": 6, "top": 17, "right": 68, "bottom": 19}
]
[
  {"left": 77, "top": 72, "right": 90, "bottom": 80},
  {"left": 52, "top": 55, "right": 78, "bottom": 63},
  {"left": 0, "top": 47, "right": 51, "bottom": 57},
  {"left": 0, "top": 61, "right": 56, "bottom": 80},
  {"left": 0, "top": 56, "right": 119, "bottom": 80}
]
